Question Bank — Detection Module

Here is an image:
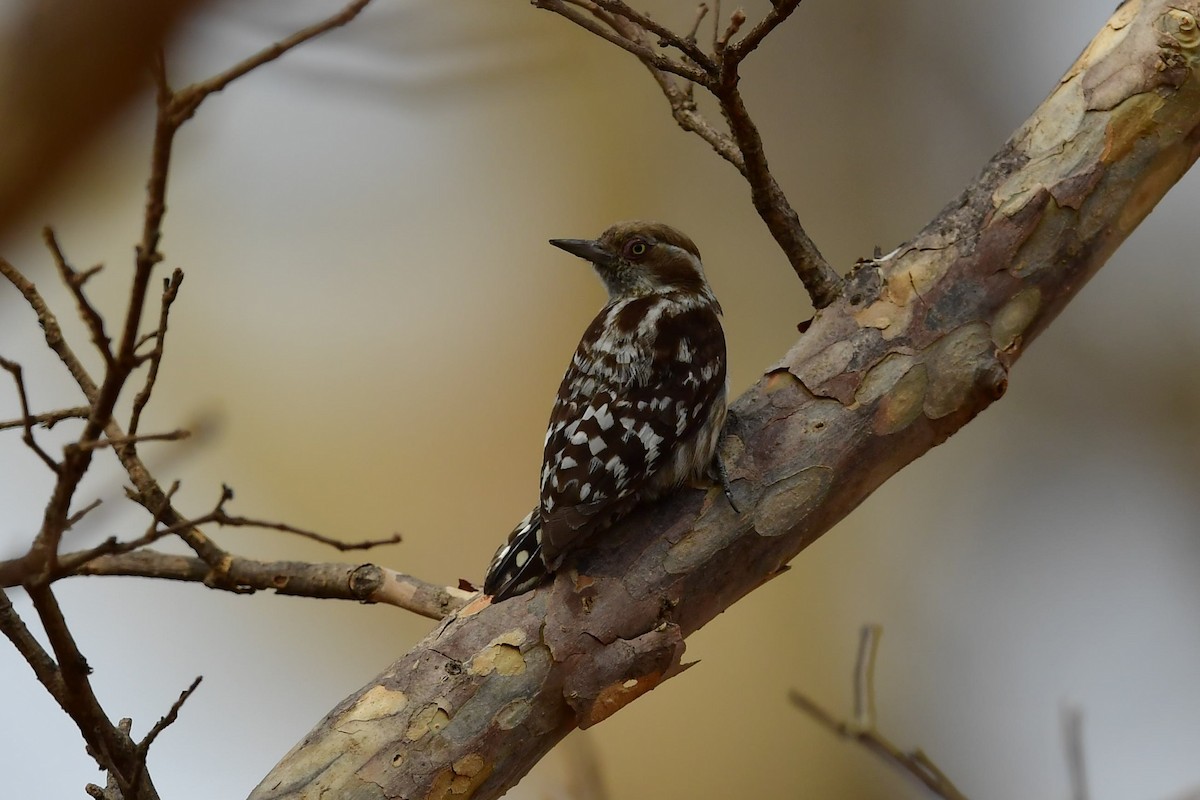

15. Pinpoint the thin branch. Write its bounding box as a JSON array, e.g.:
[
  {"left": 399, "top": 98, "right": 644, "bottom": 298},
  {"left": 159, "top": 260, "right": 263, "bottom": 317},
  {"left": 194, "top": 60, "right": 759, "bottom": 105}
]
[
  {"left": 165, "top": 0, "right": 376, "bottom": 126},
  {"left": 789, "top": 626, "right": 969, "bottom": 800},
  {"left": 590, "top": 0, "right": 715, "bottom": 73},
  {"left": 788, "top": 700, "right": 964, "bottom": 797},
  {"left": 0, "top": 4, "right": 389, "bottom": 798},
  {"left": 852, "top": 623, "right": 880, "bottom": 727},
  {"left": 198, "top": 482, "right": 404, "bottom": 551},
  {"left": 1062, "top": 705, "right": 1089, "bottom": 800},
  {"left": 11, "top": 485, "right": 184, "bottom": 582},
  {"left": 715, "top": 7, "right": 746, "bottom": 50},
  {"left": 537, "top": 0, "right": 843, "bottom": 307},
  {"left": 605, "top": 13, "right": 745, "bottom": 170},
  {"left": 129, "top": 269, "right": 184, "bottom": 436},
  {"left": 213, "top": 512, "right": 403, "bottom": 551},
  {"left": 0, "top": 405, "right": 90, "bottom": 431},
  {"left": 24, "top": 582, "right": 142, "bottom": 797},
  {"left": 710, "top": 0, "right": 721, "bottom": 51},
  {"left": 66, "top": 498, "right": 104, "bottom": 530},
  {"left": 684, "top": 3, "right": 709, "bottom": 46},
  {"left": 0, "top": 258, "right": 100, "bottom": 400},
  {"left": 43, "top": 227, "right": 114, "bottom": 366},
  {"left": 535, "top": 0, "right": 709, "bottom": 84},
  {"left": 67, "top": 550, "right": 470, "bottom": 620},
  {"left": 0, "top": 356, "right": 61, "bottom": 472},
  {"left": 711, "top": 74, "right": 842, "bottom": 306},
  {"left": 0, "top": 588, "right": 68, "bottom": 705},
  {"left": 133, "top": 675, "right": 203, "bottom": 783},
  {"left": 725, "top": 0, "right": 802, "bottom": 63},
  {"left": 78, "top": 429, "right": 190, "bottom": 451}
]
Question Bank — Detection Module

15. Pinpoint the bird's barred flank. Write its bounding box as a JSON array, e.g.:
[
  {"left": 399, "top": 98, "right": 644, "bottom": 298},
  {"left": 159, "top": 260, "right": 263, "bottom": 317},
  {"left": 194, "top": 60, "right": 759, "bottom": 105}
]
[{"left": 483, "top": 221, "right": 731, "bottom": 601}]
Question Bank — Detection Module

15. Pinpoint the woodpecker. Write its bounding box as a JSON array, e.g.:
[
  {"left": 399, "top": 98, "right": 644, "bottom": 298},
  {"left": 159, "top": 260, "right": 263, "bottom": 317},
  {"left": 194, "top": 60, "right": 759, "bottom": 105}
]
[{"left": 483, "top": 221, "right": 731, "bottom": 600}]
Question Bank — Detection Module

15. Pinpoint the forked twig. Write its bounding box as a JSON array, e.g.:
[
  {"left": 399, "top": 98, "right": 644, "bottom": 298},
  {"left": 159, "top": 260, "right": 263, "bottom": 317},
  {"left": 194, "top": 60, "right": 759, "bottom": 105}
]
[
  {"left": 0, "top": 2, "right": 388, "bottom": 796},
  {"left": 129, "top": 270, "right": 184, "bottom": 437},
  {"left": 536, "top": 0, "right": 843, "bottom": 307},
  {"left": 0, "top": 356, "right": 60, "bottom": 472},
  {"left": 790, "top": 625, "right": 969, "bottom": 800},
  {"left": 43, "top": 228, "right": 114, "bottom": 366}
]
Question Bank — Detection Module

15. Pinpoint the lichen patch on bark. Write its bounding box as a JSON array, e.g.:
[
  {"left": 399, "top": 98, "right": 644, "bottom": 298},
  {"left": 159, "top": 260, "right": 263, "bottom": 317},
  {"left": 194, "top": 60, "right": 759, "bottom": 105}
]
[
  {"left": 492, "top": 699, "right": 532, "bottom": 731},
  {"left": 405, "top": 702, "right": 452, "bottom": 742},
  {"left": 855, "top": 353, "right": 918, "bottom": 407},
  {"left": 752, "top": 466, "right": 833, "bottom": 538},
  {"left": 992, "top": 288, "right": 1042, "bottom": 351},
  {"left": 425, "top": 753, "right": 491, "bottom": 800},
  {"left": 469, "top": 631, "right": 529, "bottom": 677},
  {"left": 871, "top": 363, "right": 927, "bottom": 434},
  {"left": 924, "top": 323, "right": 994, "bottom": 420},
  {"left": 340, "top": 685, "right": 410, "bottom": 725}
]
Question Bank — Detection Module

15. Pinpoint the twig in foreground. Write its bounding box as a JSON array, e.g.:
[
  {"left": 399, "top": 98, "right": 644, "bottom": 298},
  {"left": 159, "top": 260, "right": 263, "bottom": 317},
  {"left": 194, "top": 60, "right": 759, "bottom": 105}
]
[{"left": 1062, "top": 704, "right": 1089, "bottom": 800}]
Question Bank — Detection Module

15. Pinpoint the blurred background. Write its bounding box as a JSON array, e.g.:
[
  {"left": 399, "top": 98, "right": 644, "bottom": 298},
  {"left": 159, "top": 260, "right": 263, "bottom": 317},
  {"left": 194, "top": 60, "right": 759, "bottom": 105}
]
[{"left": 1, "top": 0, "right": 1198, "bottom": 798}]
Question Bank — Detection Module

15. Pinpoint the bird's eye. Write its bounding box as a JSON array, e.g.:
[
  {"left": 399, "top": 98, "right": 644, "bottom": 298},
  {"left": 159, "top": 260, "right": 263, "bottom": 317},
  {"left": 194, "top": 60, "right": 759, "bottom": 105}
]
[{"left": 625, "top": 239, "right": 650, "bottom": 259}]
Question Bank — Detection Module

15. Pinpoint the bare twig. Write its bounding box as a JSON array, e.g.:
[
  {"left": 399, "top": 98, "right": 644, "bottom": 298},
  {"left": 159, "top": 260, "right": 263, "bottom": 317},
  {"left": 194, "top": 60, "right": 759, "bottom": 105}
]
[
  {"left": 0, "top": 405, "right": 90, "bottom": 431},
  {"left": 604, "top": 13, "right": 745, "bottom": 169},
  {"left": 0, "top": 588, "right": 68, "bottom": 705},
  {"left": 715, "top": 7, "right": 746, "bottom": 50},
  {"left": 0, "top": 356, "right": 61, "bottom": 472},
  {"left": 213, "top": 512, "right": 402, "bottom": 550},
  {"left": 0, "top": 258, "right": 100, "bottom": 400},
  {"left": 129, "top": 269, "right": 184, "bottom": 436},
  {"left": 536, "top": 0, "right": 844, "bottom": 307},
  {"left": 536, "top": 0, "right": 708, "bottom": 83},
  {"left": 1062, "top": 705, "right": 1089, "bottom": 800},
  {"left": 163, "top": 0, "right": 376, "bottom": 127},
  {"left": 65, "top": 498, "right": 104, "bottom": 530},
  {"left": 24, "top": 582, "right": 149, "bottom": 798},
  {"left": 44, "top": 228, "right": 114, "bottom": 366},
  {"left": 79, "top": 429, "right": 191, "bottom": 451},
  {"left": 684, "top": 3, "right": 709, "bottom": 46},
  {"left": 66, "top": 550, "right": 470, "bottom": 620},
  {"left": 725, "top": 0, "right": 802, "bottom": 62},
  {"left": 591, "top": 0, "right": 715, "bottom": 72},
  {"left": 133, "top": 675, "right": 203, "bottom": 782},
  {"left": 711, "top": 74, "right": 841, "bottom": 306},
  {"left": 852, "top": 623, "right": 880, "bottom": 726},
  {"left": 790, "top": 627, "right": 969, "bottom": 800},
  {"left": 0, "top": 3, "right": 391, "bottom": 796}
]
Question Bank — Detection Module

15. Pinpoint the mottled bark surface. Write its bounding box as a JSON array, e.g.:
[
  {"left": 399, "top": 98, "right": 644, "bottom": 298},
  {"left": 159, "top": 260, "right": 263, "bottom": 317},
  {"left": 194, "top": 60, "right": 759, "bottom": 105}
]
[{"left": 249, "top": 3, "right": 1200, "bottom": 798}]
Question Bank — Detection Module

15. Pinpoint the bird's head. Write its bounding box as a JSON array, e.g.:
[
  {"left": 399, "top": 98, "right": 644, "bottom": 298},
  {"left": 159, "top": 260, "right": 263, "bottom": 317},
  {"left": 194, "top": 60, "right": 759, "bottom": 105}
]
[{"left": 550, "top": 221, "right": 714, "bottom": 303}]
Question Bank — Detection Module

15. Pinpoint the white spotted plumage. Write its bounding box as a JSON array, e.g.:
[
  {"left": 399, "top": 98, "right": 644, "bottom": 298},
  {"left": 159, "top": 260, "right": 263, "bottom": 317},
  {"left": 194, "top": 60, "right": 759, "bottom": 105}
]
[{"left": 483, "top": 221, "right": 729, "bottom": 600}]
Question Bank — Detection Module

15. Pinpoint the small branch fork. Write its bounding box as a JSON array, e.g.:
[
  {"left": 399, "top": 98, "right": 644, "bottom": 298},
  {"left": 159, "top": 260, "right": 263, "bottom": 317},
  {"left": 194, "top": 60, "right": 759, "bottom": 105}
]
[
  {"left": 0, "top": 1, "right": 470, "bottom": 797},
  {"left": 790, "top": 625, "right": 970, "bottom": 800},
  {"left": 535, "top": 0, "right": 843, "bottom": 308}
]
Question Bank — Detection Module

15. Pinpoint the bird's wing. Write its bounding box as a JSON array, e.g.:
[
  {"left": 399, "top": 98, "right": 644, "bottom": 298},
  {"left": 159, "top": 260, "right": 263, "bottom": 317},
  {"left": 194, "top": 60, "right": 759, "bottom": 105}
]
[{"left": 538, "top": 300, "right": 725, "bottom": 569}]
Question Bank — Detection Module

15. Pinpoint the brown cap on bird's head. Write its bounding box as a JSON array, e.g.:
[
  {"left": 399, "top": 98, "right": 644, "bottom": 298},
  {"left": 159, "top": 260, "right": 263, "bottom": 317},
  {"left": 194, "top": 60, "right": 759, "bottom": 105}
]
[{"left": 550, "top": 220, "right": 712, "bottom": 301}]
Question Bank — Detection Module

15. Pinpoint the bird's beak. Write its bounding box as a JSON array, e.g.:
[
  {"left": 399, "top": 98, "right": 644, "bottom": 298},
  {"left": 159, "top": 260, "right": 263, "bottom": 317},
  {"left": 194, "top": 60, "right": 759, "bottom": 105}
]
[{"left": 549, "top": 238, "right": 618, "bottom": 269}]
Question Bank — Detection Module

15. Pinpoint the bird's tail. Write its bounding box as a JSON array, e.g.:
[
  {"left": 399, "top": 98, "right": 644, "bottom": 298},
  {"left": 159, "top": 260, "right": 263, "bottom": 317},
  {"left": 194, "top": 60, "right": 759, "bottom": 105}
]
[{"left": 483, "top": 509, "right": 548, "bottom": 600}]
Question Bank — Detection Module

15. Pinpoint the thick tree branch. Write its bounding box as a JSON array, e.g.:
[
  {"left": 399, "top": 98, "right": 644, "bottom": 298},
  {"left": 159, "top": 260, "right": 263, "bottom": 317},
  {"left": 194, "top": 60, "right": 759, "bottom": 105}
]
[{"left": 248, "top": 2, "right": 1200, "bottom": 797}]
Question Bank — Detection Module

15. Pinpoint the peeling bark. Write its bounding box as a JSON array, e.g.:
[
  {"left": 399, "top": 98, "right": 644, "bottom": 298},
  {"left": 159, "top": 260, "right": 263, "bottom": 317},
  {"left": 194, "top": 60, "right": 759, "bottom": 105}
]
[{"left": 248, "top": 2, "right": 1200, "bottom": 798}]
